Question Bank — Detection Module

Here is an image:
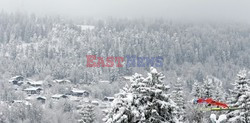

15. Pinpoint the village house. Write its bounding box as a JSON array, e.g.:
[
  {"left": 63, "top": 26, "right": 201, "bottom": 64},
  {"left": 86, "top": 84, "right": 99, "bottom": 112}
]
[
  {"left": 27, "top": 81, "right": 43, "bottom": 87},
  {"left": 36, "top": 96, "right": 46, "bottom": 104},
  {"left": 70, "top": 89, "right": 89, "bottom": 97},
  {"left": 68, "top": 96, "right": 81, "bottom": 102},
  {"left": 51, "top": 94, "right": 68, "bottom": 100},
  {"left": 25, "top": 96, "right": 36, "bottom": 101},
  {"left": 9, "top": 76, "right": 24, "bottom": 86},
  {"left": 11, "top": 100, "right": 32, "bottom": 106},
  {"left": 122, "top": 76, "right": 133, "bottom": 81},
  {"left": 91, "top": 100, "right": 99, "bottom": 106},
  {"left": 53, "top": 79, "right": 71, "bottom": 84},
  {"left": 11, "top": 100, "right": 24, "bottom": 104},
  {"left": 103, "top": 97, "right": 114, "bottom": 102},
  {"left": 99, "top": 80, "right": 110, "bottom": 84},
  {"left": 23, "top": 87, "right": 42, "bottom": 95}
]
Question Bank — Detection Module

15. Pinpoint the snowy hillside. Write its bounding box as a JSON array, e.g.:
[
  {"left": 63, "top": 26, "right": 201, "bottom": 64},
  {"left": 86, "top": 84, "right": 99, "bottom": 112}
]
[{"left": 0, "top": 12, "right": 250, "bottom": 123}]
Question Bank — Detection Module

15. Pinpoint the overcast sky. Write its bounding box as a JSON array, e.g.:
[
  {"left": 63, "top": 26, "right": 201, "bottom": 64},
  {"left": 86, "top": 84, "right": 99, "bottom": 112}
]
[{"left": 0, "top": 0, "right": 249, "bottom": 22}]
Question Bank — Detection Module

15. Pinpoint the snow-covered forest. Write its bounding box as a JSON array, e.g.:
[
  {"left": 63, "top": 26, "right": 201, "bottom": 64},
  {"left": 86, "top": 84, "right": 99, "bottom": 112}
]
[{"left": 0, "top": 11, "right": 250, "bottom": 123}]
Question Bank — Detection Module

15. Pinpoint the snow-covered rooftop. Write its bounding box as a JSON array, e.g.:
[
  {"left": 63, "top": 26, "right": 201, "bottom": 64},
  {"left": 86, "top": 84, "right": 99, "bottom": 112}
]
[
  {"left": 68, "top": 96, "right": 80, "bottom": 101},
  {"left": 25, "top": 96, "right": 34, "bottom": 101},
  {"left": 37, "top": 96, "right": 46, "bottom": 100},
  {"left": 12, "top": 100, "right": 32, "bottom": 106},
  {"left": 28, "top": 81, "right": 43, "bottom": 85},
  {"left": 99, "top": 80, "right": 110, "bottom": 83},
  {"left": 24, "top": 87, "right": 42, "bottom": 91},
  {"left": 51, "top": 94, "right": 65, "bottom": 98},
  {"left": 71, "top": 89, "right": 87, "bottom": 93},
  {"left": 11, "top": 75, "right": 23, "bottom": 79},
  {"left": 53, "top": 79, "right": 71, "bottom": 83},
  {"left": 9, "top": 76, "right": 24, "bottom": 82},
  {"left": 91, "top": 100, "right": 99, "bottom": 104},
  {"left": 122, "top": 76, "right": 133, "bottom": 81}
]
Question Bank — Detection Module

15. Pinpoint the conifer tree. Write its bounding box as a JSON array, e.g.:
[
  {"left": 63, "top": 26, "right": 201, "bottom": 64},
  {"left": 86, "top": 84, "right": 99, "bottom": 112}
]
[
  {"left": 79, "top": 105, "right": 95, "bottom": 123},
  {"left": 202, "top": 77, "right": 214, "bottom": 98},
  {"left": 191, "top": 80, "right": 202, "bottom": 98},
  {"left": 227, "top": 69, "right": 250, "bottom": 123},
  {"left": 172, "top": 78, "right": 186, "bottom": 122},
  {"left": 104, "top": 67, "right": 178, "bottom": 123}
]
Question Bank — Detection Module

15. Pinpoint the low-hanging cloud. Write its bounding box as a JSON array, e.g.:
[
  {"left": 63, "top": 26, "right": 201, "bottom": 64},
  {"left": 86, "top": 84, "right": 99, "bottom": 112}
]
[{"left": 0, "top": 0, "right": 249, "bottom": 22}]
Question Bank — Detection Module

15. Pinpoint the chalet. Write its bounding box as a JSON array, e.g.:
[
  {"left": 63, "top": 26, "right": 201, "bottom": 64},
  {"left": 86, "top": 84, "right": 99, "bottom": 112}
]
[
  {"left": 99, "top": 80, "right": 110, "bottom": 84},
  {"left": 25, "top": 96, "right": 33, "bottom": 101},
  {"left": 27, "top": 81, "right": 43, "bottom": 87},
  {"left": 53, "top": 79, "right": 71, "bottom": 84},
  {"left": 9, "top": 76, "right": 24, "bottom": 86},
  {"left": 36, "top": 96, "right": 46, "bottom": 104},
  {"left": 122, "top": 76, "right": 133, "bottom": 81},
  {"left": 24, "top": 87, "right": 42, "bottom": 95},
  {"left": 70, "top": 89, "right": 89, "bottom": 97},
  {"left": 51, "top": 94, "right": 68, "bottom": 100},
  {"left": 11, "top": 100, "right": 23, "bottom": 104},
  {"left": 11, "top": 100, "right": 31, "bottom": 106},
  {"left": 91, "top": 100, "right": 99, "bottom": 106},
  {"left": 68, "top": 96, "right": 81, "bottom": 102},
  {"left": 103, "top": 97, "right": 114, "bottom": 102}
]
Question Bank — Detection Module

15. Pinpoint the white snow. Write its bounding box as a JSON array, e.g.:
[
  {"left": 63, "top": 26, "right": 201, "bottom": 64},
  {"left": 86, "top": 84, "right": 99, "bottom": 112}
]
[
  {"left": 77, "top": 25, "right": 95, "bottom": 31},
  {"left": 51, "top": 94, "right": 64, "bottom": 98},
  {"left": 24, "top": 87, "right": 42, "bottom": 91},
  {"left": 150, "top": 67, "right": 158, "bottom": 74},
  {"left": 217, "top": 114, "right": 227, "bottom": 122},
  {"left": 210, "top": 114, "right": 227, "bottom": 123},
  {"left": 71, "top": 88, "right": 86, "bottom": 93}
]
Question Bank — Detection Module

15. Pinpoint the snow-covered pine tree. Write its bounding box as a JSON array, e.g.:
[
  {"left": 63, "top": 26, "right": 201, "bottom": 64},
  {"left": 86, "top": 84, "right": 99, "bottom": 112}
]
[
  {"left": 104, "top": 67, "right": 178, "bottom": 123},
  {"left": 227, "top": 69, "right": 250, "bottom": 123},
  {"left": 191, "top": 80, "right": 202, "bottom": 98},
  {"left": 213, "top": 84, "right": 227, "bottom": 116},
  {"left": 195, "top": 76, "right": 225, "bottom": 101},
  {"left": 214, "top": 86, "right": 225, "bottom": 102},
  {"left": 187, "top": 80, "right": 205, "bottom": 123},
  {"left": 210, "top": 76, "right": 226, "bottom": 102},
  {"left": 171, "top": 78, "right": 186, "bottom": 122},
  {"left": 202, "top": 77, "right": 214, "bottom": 98},
  {"left": 79, "top": 104, "right": 95, "bottom": 123}
]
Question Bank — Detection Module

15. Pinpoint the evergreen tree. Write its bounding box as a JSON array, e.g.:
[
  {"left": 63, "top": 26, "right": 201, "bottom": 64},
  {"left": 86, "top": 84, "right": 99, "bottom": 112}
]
[
  {"left": 202, "top": 77, "right": 214, "bottom": 98},
  {"left": 188, "top": 80, "right": 205, "bottom": 123},
  {"left": 210, "top": 76, "right": 226, "bottom": 102},
  {"left": 79, "top": 104, "right": 95, "bottom": 123},
  {"left": 171, "top": 78, "right": 186, "bottom": 122},
  {"left": 104, "top": 67, "right": 178, "bottom": 123},
  {"left": 227, "top": 69, "right": 250, "bottom": 123},
  {"left": 214, "top": 86, "right": 225, "bottom": 102},
  {"left": 191, "top": 80, "right": 202, "bottom": 98}
]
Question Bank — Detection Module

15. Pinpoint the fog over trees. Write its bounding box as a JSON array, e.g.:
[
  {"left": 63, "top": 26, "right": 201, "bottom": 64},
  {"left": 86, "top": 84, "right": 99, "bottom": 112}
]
[{"left": 0, "top": 1, "right": 250, "bottom": 122}]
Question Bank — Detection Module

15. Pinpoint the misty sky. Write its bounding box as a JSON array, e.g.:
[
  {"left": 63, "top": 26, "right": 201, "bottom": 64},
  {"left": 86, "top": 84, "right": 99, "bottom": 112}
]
[{"left": 0, "top": 0, "right": 250, "bottom": 22}]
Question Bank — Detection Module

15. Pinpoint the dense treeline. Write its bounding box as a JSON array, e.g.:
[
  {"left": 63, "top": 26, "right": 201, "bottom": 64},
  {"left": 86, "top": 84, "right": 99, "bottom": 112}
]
[
  {"left": 0, "top": 12, "right": 250, "bottom": 86},
  {"left": 0, "top": 12, "right": 250, "bottom": 122}
]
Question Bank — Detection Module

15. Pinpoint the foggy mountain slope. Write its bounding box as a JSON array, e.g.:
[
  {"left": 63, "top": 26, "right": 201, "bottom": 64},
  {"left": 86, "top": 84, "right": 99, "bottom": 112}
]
[
  {"left": 0, "top": 0, "right": 250, "bottom": 122},
  {"left": 0, "top": 12, "right": 250, "bottom": 84}
]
